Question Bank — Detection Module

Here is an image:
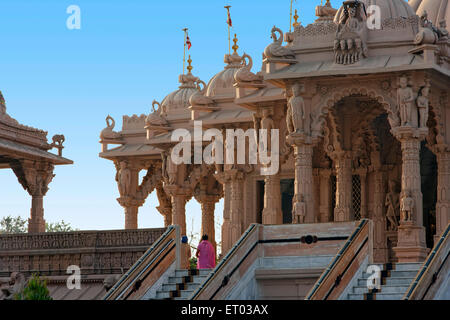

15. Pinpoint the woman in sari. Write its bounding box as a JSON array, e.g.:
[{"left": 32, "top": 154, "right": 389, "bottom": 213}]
[{"left": 196, "top": 235, "right": 216, "bottom": 269}]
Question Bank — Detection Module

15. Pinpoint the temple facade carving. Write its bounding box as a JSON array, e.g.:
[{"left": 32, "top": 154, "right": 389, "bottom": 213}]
[{"left": 98, "top": 0, "right": 450, "bottom": 267}]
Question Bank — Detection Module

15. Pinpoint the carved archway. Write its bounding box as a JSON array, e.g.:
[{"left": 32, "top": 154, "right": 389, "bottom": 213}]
[{"left": 312, "top": 85, "right": 397, "bottom": 138}]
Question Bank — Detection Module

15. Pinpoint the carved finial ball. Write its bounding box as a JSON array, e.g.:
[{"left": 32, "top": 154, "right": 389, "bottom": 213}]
[{"left": 187, "top": 55, "right": 193, "bottom": 73}]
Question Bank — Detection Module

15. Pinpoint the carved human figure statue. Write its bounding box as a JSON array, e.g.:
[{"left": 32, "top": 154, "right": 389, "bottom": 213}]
[
  {"left": 162, "top": 151, "right": 178, "bottom": 185},
  {"left": 416, "top": 84, "right": 430, "bottom": 129},
  {"left": 397, "top": 76, "right": 416, "bottom": 127},
  {"left": 400, "top": 191, "right": 414, "bottom": 223},
  {"left": 385, "top": 180, "right": 400, "bottom": 231},
  {"left": 293, "top": 197, "right": 306, "bottom": 224},
  {"left": 117, "top": 161, "right": 132, "bottom": 197},
  {"left": 260, "top": 108, "right": 275, "bottom": 153},
  {"left": 346, "top": 6, "right": 362, "bottom": 32},
  {"left": 286, "top": 83, "right": 306, "bottom": 134}
]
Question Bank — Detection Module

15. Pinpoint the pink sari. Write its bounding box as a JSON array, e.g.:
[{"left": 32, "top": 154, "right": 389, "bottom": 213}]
[{"left": 197, "top": 240, "right": 216, "bottom": 269}]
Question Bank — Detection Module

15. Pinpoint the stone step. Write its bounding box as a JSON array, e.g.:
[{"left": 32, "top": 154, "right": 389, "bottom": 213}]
[
  {"left": 384, "top": 277, "right": 414, "bottom": 286},
  {"left": 389, "top": 270, "right": 419, "bottom": 278},
  {"left": 392, "top": 263, "right": 422, "bottom": 272},
  {"left": 352, "top": 284, "right": 409, "bottom": 295},
  {"left": 352, "top": 286, "right": 370, "bottom": 294},
  {"left": 179, "top": 289, "right": 195, "bottom": 299},
  {"left": 191, "top": 275, "right": 209, "bottom": 284},
  {"left": 378, "top": 285, "right": 409, "bottom": 294},
  {"left": 198, "top": 269, "right": 213, "bottom": 276},
  {"left": 155, "top": 291, "right": 171, "bottom": 299},
  {"left": 358, "top": 277, "right": 413, "bottom": 286},
  {"left": 362, "top": 270, "right": 417, "bottom": 278},
  {"left": 347, "top": 293, "right": 365, "bottom": 300},
  {"left": 168, "top": 275, "right": 192, "bottom": 284},
  {"left": 373, "top": 293, "right": 404, "bottom": 300}
]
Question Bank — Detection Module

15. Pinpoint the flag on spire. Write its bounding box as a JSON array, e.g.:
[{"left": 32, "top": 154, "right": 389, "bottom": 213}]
[
  {"left": 186, "top": 33, "right": 192, "bottom": 50},
  {"left": 225, "top": 6, "right": 232, "bottom": 27}
]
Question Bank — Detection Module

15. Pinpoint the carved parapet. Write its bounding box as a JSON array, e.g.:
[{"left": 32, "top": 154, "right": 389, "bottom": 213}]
[{"left": 0, "top": 229, "right": 166, "bottom": 276}]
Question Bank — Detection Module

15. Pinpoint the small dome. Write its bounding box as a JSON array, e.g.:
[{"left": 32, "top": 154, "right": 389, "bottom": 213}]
[
  {"left": 161, "top": 62, "right": 200, "bottom": 115},
  {"left": 205, "top": 52, "right": 243, "bottom": 98},
  {"left": 409, "top": 0, "right": 450, "bottom": 26},
  {"left": 335, "top": 0, "right": 416, "bottom": 23}
]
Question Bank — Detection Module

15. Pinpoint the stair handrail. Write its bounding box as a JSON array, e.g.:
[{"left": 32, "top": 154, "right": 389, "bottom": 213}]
[
  {"left": 103, "top": 225, "right": 179, "bottom": 300},
  {"left": 305, "top": 219, "right": 370, "bottom": 300},
  {"left": 403, "top": 223, "right": 450, "bottom": 300},
  {"left": 190, "top": 223, "right": 259, "bottom": 300}
]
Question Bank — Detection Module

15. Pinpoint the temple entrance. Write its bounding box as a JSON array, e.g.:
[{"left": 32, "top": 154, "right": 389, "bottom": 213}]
[
  {"left": 281, "top": 179, "right": 294, "bottom": 224},
  {"left": 256, "top": 180, "right": 265, "bottom": 224},
  {"left": 420, "top": 142, "right": 438, "bottom": 248}
]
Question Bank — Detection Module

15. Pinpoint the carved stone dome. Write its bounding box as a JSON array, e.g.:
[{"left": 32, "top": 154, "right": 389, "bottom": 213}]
[
  {"left": 334, "top": 0, "right": 417, "bottom": 23},
  {"left": 161, "top": 72, "right": 199, "bottom": 115},
  {"left": 205, "top": 52, "right": 243, "bottom": 98},
  {"left": 409, "top": 0, "right": 450, "bottom": 26}
]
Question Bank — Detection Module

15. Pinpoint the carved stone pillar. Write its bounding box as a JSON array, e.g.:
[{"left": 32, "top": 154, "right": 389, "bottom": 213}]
[
  {"left": 392, "top": 127, "right": 428, "bottom": 262},
  {"left": 229, "top": 169, "right": 245, "bottom": 246},
  {"left": 11, "top": 160, "right": 55, "bottom": 233},
  {"left": 319, "top": 169, "right": 332, "bottom": 223},
  {"left": 197, "top": 195, "right": 220, "bottom": 254},
  {"left": 262, "top": 173, "right": 282, "bottom": 225},
  {"left": 156, "top": 182, "right": 172, "bottom": 227},
  {"left": 115, "top": 160, "right": 143, "bottom": 230},
  {"left": 334, "top": 152, "right": 353, "bottom": 222},
  {"left": 164, "top": 185, "right": 190, "bottom": 269},
  {"left": 170, "top": 192, "right": 188, "bottom": 236},
  {"left": 214, "top": 172, "right": 232, "bottom": 255},
  {"left": 157, "top": 207, "right": 172, "bottom": 227},
  {"left": 288, "top": 134, "right": 315, "bottom": 224},
  {"left": 435, "top": 150, "right": 450, "bottom": 242},
  {"left": 373, "top": 170, "right": 388, "bottom": 264},
  {"left": 117, "top": 199, "right": 145, "bottom": 230}
]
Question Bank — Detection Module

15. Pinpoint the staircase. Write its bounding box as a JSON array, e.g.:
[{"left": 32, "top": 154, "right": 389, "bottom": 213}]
[
  {"left": 154, "top": 269, "right": 212, "bottom": 300},
  {"left": 347, "top": 263, "right": 422, "bottom": 300}
]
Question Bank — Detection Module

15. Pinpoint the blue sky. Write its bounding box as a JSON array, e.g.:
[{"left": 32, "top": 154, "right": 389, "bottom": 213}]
[{"left": 0, "top": 0, "right": 343, "bottom": 236}]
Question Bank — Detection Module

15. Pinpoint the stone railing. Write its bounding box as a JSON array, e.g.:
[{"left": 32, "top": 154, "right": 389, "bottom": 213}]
[{"left": 0, "top": 228, "right": 166, "bottom": 277}]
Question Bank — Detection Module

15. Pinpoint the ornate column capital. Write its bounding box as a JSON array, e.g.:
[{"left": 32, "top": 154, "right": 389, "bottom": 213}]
[
  {"left": 11, "top": 160, "right": 55, "bottom": 197},
  {"left": 391, "top": 126, "right": 428, "bottom": 143},
  {"left": 286, "top": 132, "right": 317, "bottom": 147}
]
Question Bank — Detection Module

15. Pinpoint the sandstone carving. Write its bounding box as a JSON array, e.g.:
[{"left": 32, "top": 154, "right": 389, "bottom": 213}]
[
  {"left": 286, "top": 83, "right": 306, "bottom": 134},
  {"left": 334, "top": 0, "right": 367, "bottom": 65},
  {"left": 292, "top": 196, "right": 306, "bottom": 224},
  {"left": 161, "top": 151, "right": 178, "bottom": 186},
  {"left": 1, "top": 272, "right": 26, "bottom": 300},
  {"left": 189, "top": 80, "right": 216, "bottom": 110},
  {"left": 385, "top": 180, "right": 400, "bottom": 231},
  {"left": 100, "top": 116, "right": 121, "bottom": 140},
  {"left": 264, "top": 26, "right": 295, "bottom": 60},
  {"left": 234, "top": 53, "right": 263, "bottom": 83},
  {"left": 117, "top": 161, "right": 132, "bottom": 197},
  {"left": 315, "top": 0, "right": 337, "bottom": 23},
  {"left": 397, "top": 75, "right": 416, "bottom": 127},
  {"left": 146, "top": 101, "right": 169, "bottom": 127},
  {"left": 401, "top": 191, "right": 414, "bottom": 223},
  {"left": 416, "top": 81, "right": 430, "bottom": 129}
]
